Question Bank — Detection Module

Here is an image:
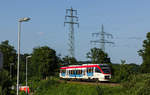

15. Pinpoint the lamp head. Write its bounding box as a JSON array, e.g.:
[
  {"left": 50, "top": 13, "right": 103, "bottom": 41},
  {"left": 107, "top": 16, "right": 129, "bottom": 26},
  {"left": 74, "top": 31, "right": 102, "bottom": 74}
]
[
  {"left": 26, "top": 56, "right": 32, "bottom": 58},
  {"left": 19, "top": 17, "right": 30, "bottom": 22}
]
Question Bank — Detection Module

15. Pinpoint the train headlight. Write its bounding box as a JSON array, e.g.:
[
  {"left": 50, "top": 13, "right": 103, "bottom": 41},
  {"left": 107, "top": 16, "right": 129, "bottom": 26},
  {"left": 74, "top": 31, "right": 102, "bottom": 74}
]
[{"left": 105, "top": 76, "right": 110, "bottom": 79}]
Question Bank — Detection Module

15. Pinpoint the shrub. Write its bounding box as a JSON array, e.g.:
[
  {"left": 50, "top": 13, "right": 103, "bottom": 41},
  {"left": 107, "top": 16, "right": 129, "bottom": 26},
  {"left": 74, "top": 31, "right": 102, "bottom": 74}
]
[{"left": 137, "top": 79, "right": 150, "bottom": 95}]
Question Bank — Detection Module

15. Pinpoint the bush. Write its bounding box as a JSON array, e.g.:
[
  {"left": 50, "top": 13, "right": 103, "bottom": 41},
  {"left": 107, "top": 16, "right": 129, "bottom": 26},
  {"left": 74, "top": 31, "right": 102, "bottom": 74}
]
[
  {"left": 19, "top": 91, "right": 26, "bottom": 95},
  {"left": 137, "top": 79, "right": 150, "bottom": 95},
  {"left": 96, "top": 85, "right": 104, "bottom": 95}
]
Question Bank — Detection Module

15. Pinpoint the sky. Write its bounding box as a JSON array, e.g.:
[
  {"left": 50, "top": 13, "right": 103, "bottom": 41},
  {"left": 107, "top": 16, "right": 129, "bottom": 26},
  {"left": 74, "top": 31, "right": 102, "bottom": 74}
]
[{"left": 0, "top": 0, "right": 150, "bottom": 64}]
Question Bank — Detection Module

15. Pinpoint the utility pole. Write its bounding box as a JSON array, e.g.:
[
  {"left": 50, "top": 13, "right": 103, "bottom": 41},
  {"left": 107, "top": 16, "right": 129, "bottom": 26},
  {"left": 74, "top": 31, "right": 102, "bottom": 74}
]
[
  {"left": 91, "top": 24, "right": 114, "bottom": 52},
  {"left": 64, "top": 7, "right": 79, "bottom": 58}
]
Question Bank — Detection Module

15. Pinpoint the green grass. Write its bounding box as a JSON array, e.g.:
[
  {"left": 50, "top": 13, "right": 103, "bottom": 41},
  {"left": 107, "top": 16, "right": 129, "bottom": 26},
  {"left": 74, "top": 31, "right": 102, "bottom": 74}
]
[
  {"left": 34, "top": 82, "right": 123, "bottom": 95},
  {"left": 29, "top": 77, "right": 122, "bottom": 95},
  {"left": 26, "top": 74, "right": 150, "bottom": 95}
]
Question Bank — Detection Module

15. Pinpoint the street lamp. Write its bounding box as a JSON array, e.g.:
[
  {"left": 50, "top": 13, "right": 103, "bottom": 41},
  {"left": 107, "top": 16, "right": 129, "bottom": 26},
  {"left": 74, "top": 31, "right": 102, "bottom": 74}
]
[
  {"left": 10, "top": 63, "right": 14, "bottom": 79},
  {"left": 26, "top": 56, "right": 31, "bottom": 94},
  {"left": 17, "top": 17, "right": 30, "bottom": 95}
]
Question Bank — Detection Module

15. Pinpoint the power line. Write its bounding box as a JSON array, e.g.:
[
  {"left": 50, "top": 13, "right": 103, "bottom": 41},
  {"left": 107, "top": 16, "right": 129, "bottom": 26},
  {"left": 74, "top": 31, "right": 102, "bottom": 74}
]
[
  {"left": 64, "top": 7, "right": 79, "bottom": 58},
  {"left": 91, "top": 24, "right": 114, "bottom": 52}
]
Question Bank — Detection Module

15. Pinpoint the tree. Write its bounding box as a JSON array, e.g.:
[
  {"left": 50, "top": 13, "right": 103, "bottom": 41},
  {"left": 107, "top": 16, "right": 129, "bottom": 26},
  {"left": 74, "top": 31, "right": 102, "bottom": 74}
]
[
  {"left": 0, "top": 69, "right": 13, "bottom": 95},
  {"left": 111, "top": 61, "right": 140, "bottom": 83},
  {"left": 19, "top": 53, "right": 31, "bottom": 83},
  {"left": 86, "top": 48, "right": 110, "bottom": 64},
  {"left": 0, "top": 40, "right": 17, "bottom": 72},
  {"left": 62, "top": 56, "right": 77, "bottom": 65},
  {"left": 31, "top": 46, "right": 58, "bottom": 79},
  {"left": 112, "top": 60, "right": 131, "bottom": 82},
  {"left": 138, "top": 32, "right": 150, "bottom": 73}
]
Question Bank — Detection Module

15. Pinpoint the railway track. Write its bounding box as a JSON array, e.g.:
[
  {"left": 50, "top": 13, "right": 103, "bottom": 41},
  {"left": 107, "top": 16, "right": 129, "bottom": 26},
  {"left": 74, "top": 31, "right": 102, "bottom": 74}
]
[{"left": 59, "top": 80, "right": 120, "bottom": 87}]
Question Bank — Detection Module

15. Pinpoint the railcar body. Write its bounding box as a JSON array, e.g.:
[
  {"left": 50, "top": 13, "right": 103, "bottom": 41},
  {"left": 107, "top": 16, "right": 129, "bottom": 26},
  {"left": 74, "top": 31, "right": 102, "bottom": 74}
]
[{"left": 59, "top": 64, "right": 111, "bottom": 81}]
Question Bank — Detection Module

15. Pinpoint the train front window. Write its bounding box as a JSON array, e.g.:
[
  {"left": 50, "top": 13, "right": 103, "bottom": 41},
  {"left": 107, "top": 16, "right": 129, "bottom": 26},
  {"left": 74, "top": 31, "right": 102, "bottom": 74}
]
[
  {"left": 102, "top": 69, "right": 110, "bottom": 74},
  {"left": 99, "top": 65, "right": 111, "bottom": 74},
  {"left": 61, "top": 69, "right": 66, "bottom": 73},
  {"left": 95, "top": 67, "right": 101, "bottom": 73}
]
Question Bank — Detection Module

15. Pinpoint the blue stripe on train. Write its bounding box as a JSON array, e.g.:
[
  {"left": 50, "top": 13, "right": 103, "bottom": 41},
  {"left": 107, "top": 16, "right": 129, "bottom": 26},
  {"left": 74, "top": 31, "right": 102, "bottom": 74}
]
[
  {"left": 69, "top": 74, "right": 83, "bottom": 77},
  {"left": 76, "top": 74, "right": 83, "bottom": 77},
  {"left": 61, "top": 72, "right": 93, "bottom": 77},
  {"left": 87, "top": 72, "right": 93, "bottom": 76},
  {"left": 69, "top": 74, "right": 76, "bottom": 77}
]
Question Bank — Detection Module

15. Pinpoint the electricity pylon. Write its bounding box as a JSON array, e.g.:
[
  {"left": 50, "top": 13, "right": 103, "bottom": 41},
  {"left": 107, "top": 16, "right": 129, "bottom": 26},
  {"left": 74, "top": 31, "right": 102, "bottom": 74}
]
[
  {"left": 91, "top": 24, "right": 114, "bottom": 52},
  {"left": 64, "top": 7, "right": 79, "bottom": 58}
]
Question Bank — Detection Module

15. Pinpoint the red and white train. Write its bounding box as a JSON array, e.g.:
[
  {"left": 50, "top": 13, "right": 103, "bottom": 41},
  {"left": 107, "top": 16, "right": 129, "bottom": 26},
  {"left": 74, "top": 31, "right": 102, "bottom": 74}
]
[{"left": 59, "top": 64, "right": 111, "bottom": 81}]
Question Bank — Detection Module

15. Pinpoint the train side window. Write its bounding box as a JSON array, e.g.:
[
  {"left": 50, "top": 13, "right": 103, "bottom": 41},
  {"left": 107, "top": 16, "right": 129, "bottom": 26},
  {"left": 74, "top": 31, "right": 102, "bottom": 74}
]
[
  {"left": 80, "top": 70, "right": 82, "bottom": 74},
  {"left": 87, "top": 68, "right": 90, "bottom": 73},
  {"left": 87, "top": 68, "right": 89, "bottom": 73},
  {"left": 78, "top": 70, "right": 80, "bottom": 74},
  {"left": 89, "top": 68, "right": 91, "bottom": 72},
  {"left": 78, "top": 70, "right": 81, "bottom": 74},
  {"left": 87, "top": 68, "right": 93, "bottom": 73},
  {"left": 69, "top": 70, "right": 71, "bottom": 74},
  {"left": 95, "top": 67, "right": 101, "bottom": 73},
  {"left": 83, "top": 70, "right": 86, "bottom": 75},
  {"left": 91, "top": 68, "right": 93, "bottom": 72}
]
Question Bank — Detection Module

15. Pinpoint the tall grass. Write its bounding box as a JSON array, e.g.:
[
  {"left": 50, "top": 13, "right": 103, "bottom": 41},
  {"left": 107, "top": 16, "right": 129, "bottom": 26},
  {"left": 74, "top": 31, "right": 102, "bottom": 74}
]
[{"left": 31, "top": 77, "right": 122, "bottom": 95}]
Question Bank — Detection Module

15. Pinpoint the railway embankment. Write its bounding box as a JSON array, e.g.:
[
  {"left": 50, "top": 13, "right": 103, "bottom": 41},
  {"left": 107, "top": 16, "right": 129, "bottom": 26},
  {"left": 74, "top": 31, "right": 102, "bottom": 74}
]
[{"left": 59, "top": 80, "right": 120, "bottom": 87}]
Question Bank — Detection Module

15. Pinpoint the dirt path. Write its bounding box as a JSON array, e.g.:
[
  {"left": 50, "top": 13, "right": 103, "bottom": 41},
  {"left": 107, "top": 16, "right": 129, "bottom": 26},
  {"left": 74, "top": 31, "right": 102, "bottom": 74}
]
[{"left": 59, "top": 80, "right": 120, "bottom": 87}]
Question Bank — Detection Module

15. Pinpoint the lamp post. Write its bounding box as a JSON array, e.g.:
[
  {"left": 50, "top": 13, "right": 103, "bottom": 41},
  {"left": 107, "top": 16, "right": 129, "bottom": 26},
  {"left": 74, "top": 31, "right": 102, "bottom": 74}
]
[
  {"left": 26, "top": 56, "right": 31, "bottom": 94},
  {"left": 17, "top": 17, "right": 30, "bottom": 95},
  {"left": 10, "top": 63, "right": 14, "bottom": 79}
]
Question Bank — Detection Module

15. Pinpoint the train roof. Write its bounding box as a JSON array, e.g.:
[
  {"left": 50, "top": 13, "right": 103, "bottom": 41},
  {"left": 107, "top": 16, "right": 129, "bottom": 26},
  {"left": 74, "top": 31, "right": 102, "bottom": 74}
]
[{"left": 60, "top": 64, "right": 109, "bottom": 68}]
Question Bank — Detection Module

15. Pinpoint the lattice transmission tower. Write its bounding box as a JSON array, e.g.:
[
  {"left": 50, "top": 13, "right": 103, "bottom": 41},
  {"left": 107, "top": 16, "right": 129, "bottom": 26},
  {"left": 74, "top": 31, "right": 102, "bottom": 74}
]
[
  {"left": 91, "top": 24, "right": 114, "bottom": 52},
  {"left": 64, "top": 7, "right": 79, "bottom": 58}
]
